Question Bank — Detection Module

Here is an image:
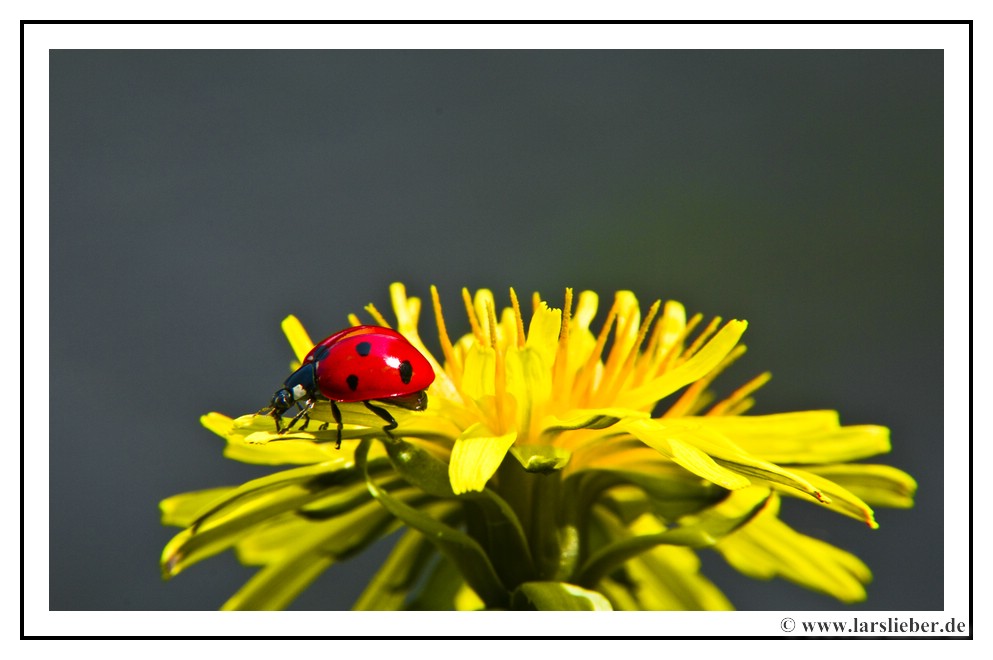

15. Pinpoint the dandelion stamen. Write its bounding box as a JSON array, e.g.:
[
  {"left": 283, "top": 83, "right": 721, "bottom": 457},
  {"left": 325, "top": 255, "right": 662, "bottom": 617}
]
[
  {"left": 364, "top": 303, "right": 391, "bottom": 328},
  {"left": 560, "top": 288, "right": 574, "bottom": 344},
  {"left": 486, "top": 298, "right": 508, "bottom": 432},
  {"left": 431, "top": 285, "right": 462, "bottom": 384},
  {"left": 551, "top": 288, "right": 574, "bottom": 403},
  {"left": 626, "top": 300, "right": 661, "bottom": 366},
  {"left": 722, "top": 397, "right": 755, "bottom": 416},
  {"left": 663, "top": 344, "right": 748, "bottom": 418},
  {"left": 574, "top": 296, "right": 620, "bottom": 406},
  {"left": 601, "top": 295, "right": 637, "bottom": 374},
  {"left": 651, "top": 312, "right": 704, "bottom": 380},
  {"left": 677, "top": 316, "right": 722, "bottom": 366},
  {"left": 707, "top": 371, "right": 772, "bottom": 416},
  {"left": 634, "top": 313, "right": 666, "bottom": 384},
  {"left": 509, "top": 288, "right": 526, "bottom": 349},
  {"left": 484, "top": 297, "right": 499, "bottom": 350},
  {"left": 601, "top": 299, "right": 661, "bottom": 404},
  {"left": 598, "top": 294, "right": 644, "bottom": 403},
  {"left": 462, "top": 287, "right": 486, "bottom": 345}
]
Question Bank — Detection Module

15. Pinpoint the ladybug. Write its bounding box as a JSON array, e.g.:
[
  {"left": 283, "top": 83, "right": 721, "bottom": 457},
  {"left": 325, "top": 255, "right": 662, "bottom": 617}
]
[{"left": 264, "top": 325, "right": 435, "bottom": 448}]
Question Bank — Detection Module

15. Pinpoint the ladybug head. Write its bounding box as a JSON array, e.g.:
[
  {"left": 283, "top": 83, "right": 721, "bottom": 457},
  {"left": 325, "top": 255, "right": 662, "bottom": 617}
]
[{"left": 269, "top": 387, "right": 296, "bottom": 416}]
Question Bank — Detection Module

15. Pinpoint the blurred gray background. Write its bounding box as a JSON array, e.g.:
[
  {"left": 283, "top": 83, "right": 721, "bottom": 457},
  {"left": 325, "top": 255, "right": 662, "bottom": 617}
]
[{"left": 49, "top": 49, "right": 943, "bottom": 611}]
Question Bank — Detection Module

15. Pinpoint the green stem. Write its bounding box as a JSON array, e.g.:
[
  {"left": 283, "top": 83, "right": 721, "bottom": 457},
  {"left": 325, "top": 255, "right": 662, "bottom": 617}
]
[
  {"left": 530, "top": 469, "right": 568, "bottom": 580},
  {"left": 496, "top": 457, "right": 576, "bottom": 582}
]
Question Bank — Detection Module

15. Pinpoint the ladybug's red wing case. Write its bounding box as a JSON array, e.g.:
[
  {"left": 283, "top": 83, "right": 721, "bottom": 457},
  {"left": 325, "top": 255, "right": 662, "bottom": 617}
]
[
  {"left": 302, "top": 325, "right": 387, "bottom": 365},
  {"left": 313, "top": 332, "right": 435, "bottom": 403}
]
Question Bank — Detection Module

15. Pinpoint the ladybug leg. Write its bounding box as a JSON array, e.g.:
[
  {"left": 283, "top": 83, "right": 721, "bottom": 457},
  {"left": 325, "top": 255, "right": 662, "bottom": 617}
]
[
  {"left": 284, "top": 399, "right": 315, "bottom": 433},
  {"left": 364, "top": 401, "right": 398, "bottom": 440},
  {"left": 331, "top": 401, "right": 343, "bottom": 449},
  {"left": 293, "top": 401, "right": 309, "bottom": 429}
]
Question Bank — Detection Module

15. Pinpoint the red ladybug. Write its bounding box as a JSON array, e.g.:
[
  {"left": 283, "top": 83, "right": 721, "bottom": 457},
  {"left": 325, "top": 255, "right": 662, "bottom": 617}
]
[{"left": 265, "top": 325, "right": 435, "bottom": 448}]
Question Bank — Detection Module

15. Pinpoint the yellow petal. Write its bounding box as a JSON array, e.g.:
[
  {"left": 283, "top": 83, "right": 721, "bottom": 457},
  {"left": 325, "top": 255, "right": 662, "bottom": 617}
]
[
  {"left": 281, "top": 315, "right": 315, "bottom": 363},
  {"left": 448, "top": 423, "right": 518, "bottom": 494},
  {"left": 223, "top": 439, "right": 342, "bottom": 466},
  {"left": 505, "top": 345, "right": 552, "bottom": 439},
  {"left": 454, "top": 583, "right": 485, "bottom": 611},
  {"left": 204, "top": 413, "right": 354, "bottom": 466},
  {"left": 498, "top": 300, "right": 562, "bottom": 437},
  {"left": 625, "top": 418, "right": 751, "bottom": 490},
  {"left": 621, "top": 542, "right": 734, "bottom": 610},
  {"left": 619, "top": 320, "right": 748, "bottom": 410},
  {"left": 697, "top": 412, "right": 892, "bottom": 463},
  {"left": 461, "top": 343, "right": 496, "bottom": 402},
  {"left": 388, "top": 282, "right": 420, "bottom": 334},
  {"left": 525, "top": 301, "right": 562, "bottom": 363},
  {"left": 716, "top": 495, "right": 872, "bottom": 603},
  {"left": 650, "top": 418, "right": 827, "bottom": 502},
  {"left": 572, "top": 290, "right": 599, "bottom": 332},
  {"left": 701, "top": 409, "right": 840, "bottom": 432},
  {"left": 610, "top": 291, "right": 641, "bottom": 354},
  {"left": 472, "top": 289, "right": 498, "bottom": 346},
  {"left": 160, "top": 487, "right": 235, "bottom": 527},
  {"left": 541, "top": 407, "right": 644, "bottom": 437},
  {"left": 806, "top": 463, "right": 917, "bottom": 509},
  {"left": 201, "top": 411, "right": 236, "bottom": 437},
  {"left": 656, "top": 300, "right": 687, "bottom": 354},
  {"left": 779, "top": 467, "right": 878, "bottom": 528}
]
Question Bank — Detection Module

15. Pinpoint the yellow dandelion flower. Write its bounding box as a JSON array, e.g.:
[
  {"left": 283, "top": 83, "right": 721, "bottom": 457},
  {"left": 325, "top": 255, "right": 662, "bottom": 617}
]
[{"left": 160, "top": 283, "right": 916, "bottom": 610}]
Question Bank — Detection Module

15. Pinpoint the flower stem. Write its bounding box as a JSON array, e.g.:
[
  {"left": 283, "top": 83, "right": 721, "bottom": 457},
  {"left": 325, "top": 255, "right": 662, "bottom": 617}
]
[{"left": 497, "top": 458, "right": 577, "bottom": 583}]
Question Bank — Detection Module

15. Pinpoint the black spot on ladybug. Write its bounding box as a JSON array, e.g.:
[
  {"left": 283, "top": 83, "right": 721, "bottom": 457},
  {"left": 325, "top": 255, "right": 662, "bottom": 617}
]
[
  {"left": 355, "top": 341, "right": 372, "bottom": 357},
  {"left": 398, "top": 360, "right": 413, "bottom": 385},
  {"left": 346, "top": 374, "right": 360, "bottom": 391}
]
